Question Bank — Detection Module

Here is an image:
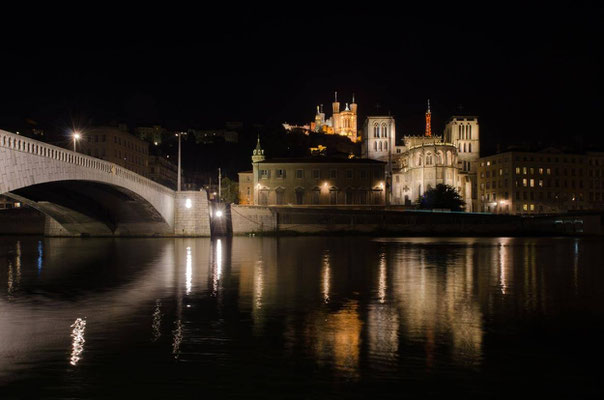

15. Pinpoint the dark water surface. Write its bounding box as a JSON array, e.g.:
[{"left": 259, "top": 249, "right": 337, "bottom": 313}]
[{"left": 1, "top": 236, "right": 603, "bottom": 399}]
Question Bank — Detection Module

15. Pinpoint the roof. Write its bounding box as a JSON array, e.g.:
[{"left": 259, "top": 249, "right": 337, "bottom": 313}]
[
  {"left": 238, "top": 170, "right": 253, "bottom": 174},
  {"left": 258, "top": 157, "right": 386, "bottom": 165}
]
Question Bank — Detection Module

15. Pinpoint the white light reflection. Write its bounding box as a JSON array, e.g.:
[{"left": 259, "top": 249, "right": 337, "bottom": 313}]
[
  {"left": 70, "top": 318, "right": 86, "bottom": 366},
  {"left": 321, "top": 252, "right": 331, "bottom": 303},
  {"left": 378, "top": 253, "right": 387, "bottom": 304},
  {"left": 172, "top": 320, "right": 183, "bottom": 359},
  {"left": 152, "top": 299, "right": 162, "bottom": 342},
  {"left": 212, "top": 239, "right": 223, "bottom": 295},
  {"left": 254, "top": 261, "right": 264, "bottom": 310},
  {"left": 185, "top": 246, "right": 192, "bottom": 295},
  {"left": 498, "top": 240, "right": 509, "bottom": 294}
]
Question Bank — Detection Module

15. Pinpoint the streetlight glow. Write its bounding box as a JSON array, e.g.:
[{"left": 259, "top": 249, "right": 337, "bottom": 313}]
[{"left": 72, "top": 131, "right": 81, "bottom": 152}]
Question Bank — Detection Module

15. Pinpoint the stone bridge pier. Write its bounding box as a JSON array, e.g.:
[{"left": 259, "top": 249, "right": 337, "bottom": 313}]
[{"left": 0, "top": 129, "right": 210, "bottom": 237}]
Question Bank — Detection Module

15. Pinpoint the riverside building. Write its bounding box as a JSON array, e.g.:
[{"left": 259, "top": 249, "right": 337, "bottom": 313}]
[
  {"left": 239, "top": 138, "right": 386, "bottom": 206},
  {"left": 477, "top": 149, "right": 604, "bottom": 214}
]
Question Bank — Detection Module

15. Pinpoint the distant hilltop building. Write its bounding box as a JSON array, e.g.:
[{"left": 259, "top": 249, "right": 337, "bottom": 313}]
[
  {"left": 362, "top": 100, "right": 480, "bottom": 210},
  {"left": 283, "top": 91, "right": 359, "bottom": 142}
]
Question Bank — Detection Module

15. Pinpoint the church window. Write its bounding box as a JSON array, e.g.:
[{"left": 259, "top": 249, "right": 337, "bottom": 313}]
[
  {"left": 384, "top": 141, "right": 388, "bottom": 151},
  {"left": 382, "top": 124, "right": 388, "bottom": 138},
  {"left": 426, "top": 155, "right": 433, "bottom": 165},
  {"left": 468, "top": 143, "right": 472, "bottom": 152},
  {"left": 458, "top": 125, "right": 462, "bottom": 139},
  {"left": 374, "top": 141, "right": 378, "bottom": 152},
  {"left": 463, "top": 143, "right": 466, "bottom": 152},
  {"left": 379, "top": 142, "right": 382, "bottom": 151},
  {"left": 374, "top": 124, "right": 379, "bottom": 138},
  {"left": 468, "top": 125, "right": 472, "bottom": 140}
]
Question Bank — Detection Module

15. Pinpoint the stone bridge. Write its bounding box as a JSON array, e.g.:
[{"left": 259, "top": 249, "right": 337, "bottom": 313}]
[{"left": 0, "top": 129, "right": 210, "bottom": 236}]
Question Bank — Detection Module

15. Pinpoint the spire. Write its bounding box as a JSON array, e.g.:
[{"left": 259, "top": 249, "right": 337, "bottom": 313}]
[
  {"left": 252, "top": 134, "right": 265, "bottom": 163},
  {"left": 352, "top": 93, "right": 355, "bottom": 103},
  {"left": 425, "top": 99, "right": 432, "bottom": 137},
  {"left": 334, "top": 91, "right": 338, "bottom": 102},
  {"left": 316, "top": 105, "right": 320, "bottom": 114}
]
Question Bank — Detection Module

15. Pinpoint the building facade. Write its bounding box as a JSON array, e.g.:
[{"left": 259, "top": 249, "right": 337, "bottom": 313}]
[
  {"left": 148, "top": 155, "right": 178, "bottom": 190},
  {"left": 79, "top": 126, "right": 149, "bottom": 177},
  {"left": 240, "top": 138, "right": 386, "bottom": 206},
  {"left": 477, "top": 149, "right": 604, "bottom": 214},
  {"left": 362, "top": 102, "right": 477, "bottom": 210}
]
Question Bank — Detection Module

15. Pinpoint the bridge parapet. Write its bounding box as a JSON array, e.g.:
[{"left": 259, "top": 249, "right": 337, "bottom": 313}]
[{"left": 0, "top": 129, "right": 173, "bottom": 196}]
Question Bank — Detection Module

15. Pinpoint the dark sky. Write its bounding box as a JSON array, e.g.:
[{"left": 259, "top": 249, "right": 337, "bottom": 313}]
[{"left": 1, "top": 6, "right": 602, "bottom": 154}]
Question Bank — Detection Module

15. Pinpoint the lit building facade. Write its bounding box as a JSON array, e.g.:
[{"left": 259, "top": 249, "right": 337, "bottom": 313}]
[
  {"left": 284, "top": 92, "right": 359, "bottom": 142},
  {"left": 148, "top": 155, "right": 178, "bottom": 190},
  {"left": 477, "top": 149, "right": 604, "bottom": 214},
  {"left": 79, "top": 126, "right": 149, "bottom": 177},
  {"left": 240, "top": 138, "right": 386, "bottom": 206},
  {"left": 362, "top": 102, "right": 477, "bottom": 209}
]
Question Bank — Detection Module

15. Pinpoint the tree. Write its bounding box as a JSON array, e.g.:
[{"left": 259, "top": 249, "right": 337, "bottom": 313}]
[
  {"left": 220, "top": 177, "right": 239, "bottom": 204},
  {"left": 417, "top": 184, "right": 466, "bottom": 211}
]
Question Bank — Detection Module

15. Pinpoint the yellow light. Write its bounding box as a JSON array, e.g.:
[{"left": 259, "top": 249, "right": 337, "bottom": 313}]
[
  {"left": 73, "top": 132, "right": 81, "bottom": 140},
  {"left": 185, "top": 198, "right": 192, "bottom": 209}
]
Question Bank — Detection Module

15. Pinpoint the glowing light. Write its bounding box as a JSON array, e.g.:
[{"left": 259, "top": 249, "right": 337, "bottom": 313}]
[
  {"left": 70, "top": 318, "right": 86, "bottom": 366},
  {"left": 215, "top": 210, "right": 223, "bottom": 218},
  {"left": 254, "top": 261, "right": 264, "bottom": 310},
  {"left": 152, "top": 299, "right": 162, "bottom": 342},
  {"left": 378, "top": 254, "right": 387, "bottom": 303},
  {"left": 322, "top": 252, "right": 331, "bottom": 303},
  {"left": 186, "top": 246, "right": 192, "bottom": 295},
  {"left": 185, "top": 198, "right": 192, "bottom": 209},
  {"left": 73, "top": 132, "right": 81, "bottom": 140},
  {"left": 213, "top": 239, "right": 223, "bottom": 295}
]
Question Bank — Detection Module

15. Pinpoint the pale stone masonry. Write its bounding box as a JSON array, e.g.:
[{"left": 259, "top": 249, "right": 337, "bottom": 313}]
[{"left": 0, "top": 129, "right": 211, "bottom": 236}]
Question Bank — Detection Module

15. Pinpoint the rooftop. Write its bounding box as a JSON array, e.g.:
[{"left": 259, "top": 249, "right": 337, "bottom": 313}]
[{"left": 258, "top": 157, "right": 386, "bottom": 165}]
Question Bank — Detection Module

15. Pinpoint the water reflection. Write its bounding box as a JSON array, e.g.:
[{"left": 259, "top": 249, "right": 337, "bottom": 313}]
[
  {"left": 1, "top": 236, "right": 603, "bottom": 397},
  {"left": 70, "top": 318, "right": 86, "bottom": 366}
]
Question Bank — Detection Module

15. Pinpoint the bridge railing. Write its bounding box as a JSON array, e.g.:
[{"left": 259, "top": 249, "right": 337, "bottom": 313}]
[{"left": 0, "top": 129, "right": 175, "bottom": 195}]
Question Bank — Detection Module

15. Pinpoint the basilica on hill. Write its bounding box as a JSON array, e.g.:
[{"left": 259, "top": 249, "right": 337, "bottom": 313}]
[{"left": 361, "top": 100, "right": 480, "bottom": 211}]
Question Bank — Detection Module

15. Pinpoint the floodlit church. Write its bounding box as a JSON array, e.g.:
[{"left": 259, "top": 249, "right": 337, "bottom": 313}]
[
  {"left": 361, "top": 101, "right": 480, "bottom": 211},
  {"left": 283, "top": 92, "right": 359, "bottom": 142}
]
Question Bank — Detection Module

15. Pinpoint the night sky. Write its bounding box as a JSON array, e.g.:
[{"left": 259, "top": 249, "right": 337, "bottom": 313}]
[{"left": 1, "top": 6, "right": 602, "bottom": 155}]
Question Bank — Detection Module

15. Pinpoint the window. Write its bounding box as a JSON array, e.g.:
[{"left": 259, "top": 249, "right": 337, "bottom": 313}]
[
  {"left": 312, "top": 189, "right": 320, "bottom": 204},
  {"left": 374, "top": 124, "right": 379, "bottom": 138},
  {"left": 329, "top": 169, "right": 337, "bottom": 179},
  {"left": 360, "top": 169, "right": 367, "bottom": 179},
  {"left": 523, "top": 204, "right": 528, "bottom": 211},
  {"left": 276, "top": 189, "right": 285, "bottom": 205},
  {"left": 530, "top": 179, "right": 535, "bottom": 187},
  {"left": 260, "top": 169, "right": 269, "bottom": 179},
  {"left": 295, "top": 189, "right": 304, "bottom": 205},
  {"left": 523, "top": 178, "right": 528, "bottom": 187},
  {"left": 346, "top": 169, "right": 353, "bottom": 179},
  {"left": 296, "top": 169, "right": 304, "bottom": 179},
  {"left": 523, "top": 167, "right": 527, "bottom": 175},
  {"left": 516, "top": 167, "right": 521, "bottom": 174},
  {"left": 329, "top": 189, "right": 338, "bottom": 205},
  {"left": 530, "top": 204, "right": 535, "bottom": 211},
  {"left": 312, "top": 169, "right": 320, "bottom": 179},
  {"left": 276, "top": 169, "right": 286, "bottom": 178}
]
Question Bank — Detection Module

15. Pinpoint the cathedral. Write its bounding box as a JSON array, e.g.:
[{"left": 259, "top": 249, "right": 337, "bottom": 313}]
[
  {"left": 361, "top": 101, "right": 480, "bottom": 211},
  {"left": 311, "top": 92, "right": 358, "bottom": 142}
]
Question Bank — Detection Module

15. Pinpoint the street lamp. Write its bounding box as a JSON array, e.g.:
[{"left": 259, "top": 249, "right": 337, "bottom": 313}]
[
  {"left": 73, "top": 131, "right": 81, "bottom": 152},
  {"left": 176, "top": 131, "right": 187, "bottom": 191}
]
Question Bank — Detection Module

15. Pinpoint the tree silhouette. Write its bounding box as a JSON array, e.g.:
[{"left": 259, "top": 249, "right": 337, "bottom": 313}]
[{"left": 417, "top": 184, "right": 465, "bottom": 211}]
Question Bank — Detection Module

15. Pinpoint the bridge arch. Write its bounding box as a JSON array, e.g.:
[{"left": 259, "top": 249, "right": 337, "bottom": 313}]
[{"left": 1, "top": 130, "right": 177, "bottom": 236}]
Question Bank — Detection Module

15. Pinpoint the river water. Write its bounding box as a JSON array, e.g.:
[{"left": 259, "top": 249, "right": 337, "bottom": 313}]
[{"left": 0, "top": 236, "right": 603, "bottom": 399}]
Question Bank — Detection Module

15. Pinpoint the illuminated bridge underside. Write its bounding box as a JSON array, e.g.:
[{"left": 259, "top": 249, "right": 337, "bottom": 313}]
[{"left": 0, "top": 129, "right": 180, "bottom": 236}]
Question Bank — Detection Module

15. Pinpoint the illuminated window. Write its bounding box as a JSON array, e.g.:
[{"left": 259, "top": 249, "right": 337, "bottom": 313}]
[
  {"left": 530, "top": 204, "right": 535, "bottom": 211},
  {"left": 523, "top": 167, "right": 527, "bottom": 175},
  {"left": 523, "top": 178, "right": 528, "bottom": 187},
  {"left": 530, "top": 179, "right": 535, "bottom": 187},
  {"left": 523, "top": 204, "right": 528, "bottom": 211},
  {"left": 516, "top": 167, "right": 521, "bottom": 174},
  {"left": 539, "top": 168, "right": 544, "bottom": 174},
  {"left": 539, "top": 180, "right": 543, "bottom": 187}
]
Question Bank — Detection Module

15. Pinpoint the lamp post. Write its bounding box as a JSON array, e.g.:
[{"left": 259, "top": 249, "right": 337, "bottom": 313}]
[
  {"left": 73, "top": 131, "right": 81, "bottom": 152},
  {"left": 176, "top": 131, "right": 187, "bottom": 192}
]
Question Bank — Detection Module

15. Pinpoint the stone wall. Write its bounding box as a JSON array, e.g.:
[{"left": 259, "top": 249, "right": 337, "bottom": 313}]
[
  {"left": 173, "top": 191, "right": 211, "bottom": 236},
  {"left": 231, "top": 205, "right": 276, "bottom": 234}
]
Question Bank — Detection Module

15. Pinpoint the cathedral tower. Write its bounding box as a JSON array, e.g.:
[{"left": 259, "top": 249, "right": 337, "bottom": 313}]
[
  {"left": 252, "top": 135, "right": 265, "bottom": 163},
  {"left": 425, "top": 99, "right": 432, "bottom": 137}
]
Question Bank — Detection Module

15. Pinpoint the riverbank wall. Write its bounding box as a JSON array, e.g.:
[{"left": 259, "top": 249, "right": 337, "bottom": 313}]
[{"left": 231, "top": 205, "right": 603, "bottom": 236}]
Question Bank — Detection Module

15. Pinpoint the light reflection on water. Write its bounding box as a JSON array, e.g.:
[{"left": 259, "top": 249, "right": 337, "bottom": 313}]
[{"left": 0, "top": 236, "right": 603, "bottom": 397}]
